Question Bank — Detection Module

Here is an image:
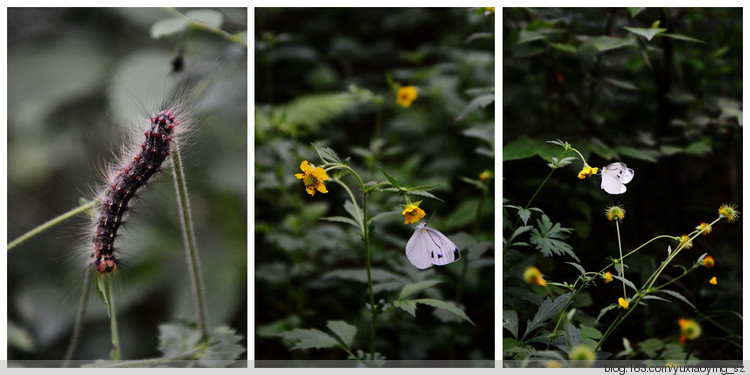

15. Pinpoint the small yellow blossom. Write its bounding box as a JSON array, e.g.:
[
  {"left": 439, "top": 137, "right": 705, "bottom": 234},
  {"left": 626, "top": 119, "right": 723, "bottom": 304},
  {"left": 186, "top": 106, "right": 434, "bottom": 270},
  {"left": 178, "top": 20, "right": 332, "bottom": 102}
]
[
  {"left": 479, "top": 170, "right": 493, "bottom": 181},
  {"left": 396, "top": 86, "right": 418, "bottom": 108},
  {"left": 618, "top": 297, "right": 629, "bottom": 309},
  {"left": 678, "top": 318, "right": 701, "bottom": 343},
  {"left": 718, "top": 203, "right": 740, "bottom": 223},
  {"left": 602, "top": 271, "right": 613, "bottom": 284},
  {"left": 523, "top": 266, "right": 547, "bottom": 286},
  {"left": 702, "top": 255, "right": 715, "bottom": 269},
  {"left": 401, "top": 201, "right": 426, "bottom": 224},
  {"left": 709, "top": 276, "right": 717, "bottom": 285},
  {"left": 568, "top": 344, "right": 596, "bottom": 367},
  {"left": 696, "top": 222, "right": 712, "bottom": 236},
  {"left": 545, "top": 360, "right": 562, "bottom": 368},
  {"left": 604, "top": 204, "right": 626, "bottom": 221},
  {"left": 295, "top": 160, "right": 329, "bottom": 196},
  {"left": 678, "top": 234, "right": 693, "bottom": 250},
  {"left": 577, "top": 165, "right": 599, "bottom": 179}
]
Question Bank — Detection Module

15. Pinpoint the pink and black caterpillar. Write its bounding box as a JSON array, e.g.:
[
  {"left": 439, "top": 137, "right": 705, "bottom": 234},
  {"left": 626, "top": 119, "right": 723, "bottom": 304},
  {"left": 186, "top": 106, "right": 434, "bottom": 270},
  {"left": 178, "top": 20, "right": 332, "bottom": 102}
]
[{"left": 93, "top": 109, "right": 179, "bottom": 274}]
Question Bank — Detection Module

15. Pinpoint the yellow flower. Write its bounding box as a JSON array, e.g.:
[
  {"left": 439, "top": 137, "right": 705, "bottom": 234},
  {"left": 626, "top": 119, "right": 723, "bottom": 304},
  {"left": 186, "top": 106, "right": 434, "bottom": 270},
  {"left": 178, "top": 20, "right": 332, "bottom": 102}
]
[
  {"left": 479, "top": 170, "right": 493, "bottom": 181},
  {"left": 718, "top": 203, "right": 740, "bottom": 223},
  {"left": 396, "top": 86, "right": 418, "bottom": 108},
  {"left": 702, "top": 255, "right": 715, "bottom": 269},
  {"left": 602, "top": 271, "right": 613, "bottom": 284},
  {"left": 678, "top": 318, "right": 701, "bottom": 342},
  {"left": 577, "top": 165, "right": 599, "bottom": 179},
  {"left": 523, "top": 266, "right": 547, "bottom": 286},
  {"left": 604, "top": 204, "right": 626, "bottom": 221},
  {"left": 294, "top": 160, "right": 329, "bottom": 196},
  {"left": 485, "top": 7, "right": 495, "bottom": 12},
  {"left": 709, "top": 276, "right": 717, "bottom": 285},
  {"left": 401, "top": 201, "right": 426, "bottom": 224},
  {"left": 696, "top": 222, "right": 712, "bottom": 236},
  {"left": 678, "top": 234, "right": 693, "bottom": 249},
  {"left": 618, "top": 297, "right": 629, "bottom": 309},
  {"left": 568, "top": 344, "right": 595, "bottom": 367}
]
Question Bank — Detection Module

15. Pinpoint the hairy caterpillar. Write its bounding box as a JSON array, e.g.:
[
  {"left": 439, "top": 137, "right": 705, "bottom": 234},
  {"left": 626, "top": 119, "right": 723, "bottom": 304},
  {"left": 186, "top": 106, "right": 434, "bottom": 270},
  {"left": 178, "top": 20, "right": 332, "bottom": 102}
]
[{"left": 90, "top": 71, "right": 195, "bottom": 274}]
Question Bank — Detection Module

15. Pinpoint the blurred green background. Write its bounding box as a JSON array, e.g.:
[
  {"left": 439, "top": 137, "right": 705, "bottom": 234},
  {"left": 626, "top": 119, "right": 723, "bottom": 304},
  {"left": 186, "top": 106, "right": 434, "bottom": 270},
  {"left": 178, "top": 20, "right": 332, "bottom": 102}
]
[
  {"left": 255, "top": 8, "right": 495, "bottom": 362},
  {"left": 7, "top": 8, "right": 247, "bottom": 362},
  {"left": 503, "top": 8, "right": 741, "bottom": 360}
]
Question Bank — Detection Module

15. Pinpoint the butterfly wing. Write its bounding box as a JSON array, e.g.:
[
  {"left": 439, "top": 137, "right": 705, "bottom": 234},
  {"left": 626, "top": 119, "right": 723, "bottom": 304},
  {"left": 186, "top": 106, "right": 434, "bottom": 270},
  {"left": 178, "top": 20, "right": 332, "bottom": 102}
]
[
  {"left": 406, "top": 224, "right": 434, "bottom": 269},
  {"left": 423, "top": 226, "right": 460, "bottom": 266},
  {"left": 601, "top": 162, "right": 634, "bottom": 194}
]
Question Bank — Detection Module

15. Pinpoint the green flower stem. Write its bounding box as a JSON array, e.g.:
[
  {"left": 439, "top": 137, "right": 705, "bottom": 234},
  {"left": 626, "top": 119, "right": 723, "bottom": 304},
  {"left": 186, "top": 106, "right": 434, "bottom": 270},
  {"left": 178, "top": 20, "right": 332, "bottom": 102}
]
[
  {"left": 331, "top": 166, "right": 375, "bottom": 360},
  {"left": 595, "top": 217, "right": 722, "bottom": 350},
  {"left": 62, "top": 270, "right": 93, "bottom": 366},
  {"left": 100, "top": 274, "right": 122, "bottom": 360},
  {"left": 616, "top": 219, "right": 626, "bottom": 299},
  {"left": 171, "top": 139, "right": 209, "bottom": 340},
  {"left": 7, "top": 199, "right": 98, "bottom": 251}
]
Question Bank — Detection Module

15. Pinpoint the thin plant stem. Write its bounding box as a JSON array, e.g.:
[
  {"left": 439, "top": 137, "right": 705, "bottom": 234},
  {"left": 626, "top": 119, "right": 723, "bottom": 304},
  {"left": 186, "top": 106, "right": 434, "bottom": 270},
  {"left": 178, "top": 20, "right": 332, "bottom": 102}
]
[
  {"left": 171, "top": 138, "right": 209, "bottom": 340},
  {"left": 98, "top": 274, "right": 121, "bottom": 360},
  {"left": 62, "top": 270, "right": 93, "bottom": 367},
  {"left": 616, "top": 220, "right": 626, "bottom": 298},
  {"left": 8, "top": 199, "right": 98, "bottom": 251}
]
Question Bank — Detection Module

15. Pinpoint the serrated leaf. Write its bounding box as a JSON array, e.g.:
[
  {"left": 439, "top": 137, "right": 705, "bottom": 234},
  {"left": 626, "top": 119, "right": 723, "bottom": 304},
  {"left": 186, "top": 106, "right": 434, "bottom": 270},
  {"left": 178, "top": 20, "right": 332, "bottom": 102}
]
[
  {"left": 185, "top": 9, "right": 224, "bottom": 29},
  {"left": 199, "top": 326, "right": 246, "bottom": 367},
  {"left": 380, "top": 168, "right": 401, "bottom": 189},
  {"left": 320, "top": 147, "right": 342, "bottom": 163},
  {"left": 278, "top": 328, "right": 340, "bottom": 350},
  {"left": 151, "top": 17, "right": 190, "bottom": 39},
  {"left": 412, "top": 299, "right": 476, "bottom": 326},
  {"left": 394, "top": 300, "right": 417, "bottom": 317},
  {"left": 408, "top": 190, "right": 444, "bottom": 202},
  {"left": 564, "top": 322, "right": 582, "bottom": 348},
  {"left": 326, "top": 321, "right": 356, "bottom": 349},
  {"left": 503, "top": 310, "right": 519, "bottom": 339},
  {"left": 158, "top": 322, "right": 202, "bottom": 357},
  {"left": 523, "top": 293, "right": 571, "bottom": 339},
  {"left": 624, "top": 27, "right": 667, "bottom": 41},
  {"left": 529, "top": 215, "right": 578, "bottom": 261},
  {"left": 398, "top": 280, "right": 443, "bottom": 300}
]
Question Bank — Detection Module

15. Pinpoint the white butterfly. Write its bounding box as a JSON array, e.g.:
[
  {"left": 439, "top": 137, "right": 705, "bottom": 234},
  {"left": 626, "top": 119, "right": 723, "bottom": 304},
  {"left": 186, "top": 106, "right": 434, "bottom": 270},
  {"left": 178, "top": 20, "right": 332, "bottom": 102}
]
[
  {"left": 600, "top": 162, "right": 634, "bottom": 195},
  {"left": 405, "top": 222, "right": 461, "bottom": 269}
]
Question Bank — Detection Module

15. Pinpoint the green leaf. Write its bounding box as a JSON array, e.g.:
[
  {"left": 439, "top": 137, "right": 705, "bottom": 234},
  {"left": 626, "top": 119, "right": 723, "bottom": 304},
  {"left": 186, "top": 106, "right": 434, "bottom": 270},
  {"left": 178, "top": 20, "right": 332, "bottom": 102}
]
[
  {"left": 319, "top": 147, "right": 342, "bottom": 163},
  {"left": 321, "top": 216, "right": 360, "bottom": 230},
  {"left": 661, "top": 33, "right": 708, "bottom": 44},
  {"left": 684, "top": 141, "right": 712, "bottom": 155},
  {"left": 185, "top": 9, "right": 224, "bottom": 29},
  {"left": 615, "top": 146, "right": 659, "bottom": 162},
  {"left": 199, "top": 326, "right": 246, "bottom": 367},
  {"left": 584, "top": 35, "right": 636, "bottom": 53},
  {"left": 523, "top": 293, "right": 571, "bottom": 339},
  {"left": 158, "top": 322, "right": 202, "bottom": 357},
  {"left": 624, "top": 27, "right": 667, "bottom": 41},
  {"left": 456, "top": 93, "right": 494, "bottom": 120},
  {"left": 610, "top": 274, "right": 638, "bottom": 292},
  {"left": 380, "top": 168, "right": 401, "bottom": 189},
  {"left": 596, "top": 304, "right": 618, "bottom": 324},
  {"left": 564, "top": 322, "right": 582, "bottom": 348},
  {"left": 344, "top": 200, "right": 362, "bottom": 224},
  {"left": 398, "top": 280, "right": 443, "bottom": 300},
  {"left": 394, "top": 300, "right": 417, "bottom": 317},
  {"left": 150, "top": 17, "right": 190, "bottom": 39},
  {"left": 628, "top": 8, "right": 646, "bottom": 17},
  {"left": 412, "top": 298, "right": 476, "bottom": 326},
  {"left": 408, "top": 190, "right": 444, "bottom": 202},
  {"left": 277, "top": 328, "right": 340, "bottom": 350},
  {"left": 503, "top": 136, "right": 545, "bottom": 161},
  {"left": 565, "top": 262, "right": 587, "bottom": 279},
  {"left": 503, "top": 310, "right": 519, "bottom": 339},
  {"left": 529, "top": 215, "right": 578, "bottom": 261},
  {"left": 639, "top": 338, "right": 664, "bottom": 357},
  {"left": 326, "top": 320, "right": 357, "bottom": 349},
  {"left": 658, "top": 289, "right": 696, "bottom": 310},
  {"left": 517, "top": 29, "right": 548, "bottom": 44}
]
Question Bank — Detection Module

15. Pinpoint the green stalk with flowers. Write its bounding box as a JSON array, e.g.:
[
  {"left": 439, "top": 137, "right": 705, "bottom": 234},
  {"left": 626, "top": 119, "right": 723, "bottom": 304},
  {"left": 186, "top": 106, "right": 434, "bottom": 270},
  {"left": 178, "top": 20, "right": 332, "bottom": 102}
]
[
  {"left": 503, "top": 140, "right": 741, "bottom": 367},
  {"left": 285, "top": 143, "right": 474, "bottom": 364}
]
